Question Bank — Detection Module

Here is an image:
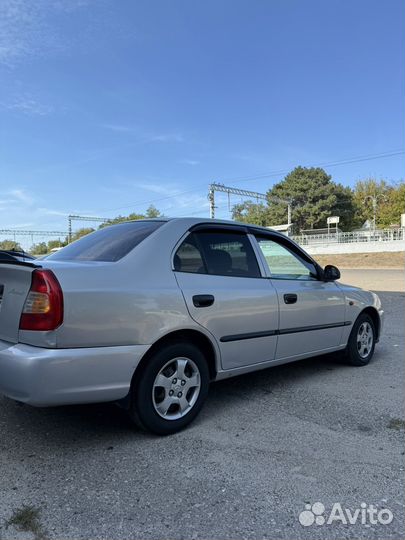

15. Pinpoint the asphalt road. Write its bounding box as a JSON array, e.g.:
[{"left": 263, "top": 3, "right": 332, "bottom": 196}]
[{"left": 0, "top": 269, "right": 404, "bottom": 540}]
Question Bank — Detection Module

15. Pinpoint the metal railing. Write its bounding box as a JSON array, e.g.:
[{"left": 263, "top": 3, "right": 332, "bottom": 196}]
[{"left": 292, "top": 228, "right": 405, "bottom": 246}]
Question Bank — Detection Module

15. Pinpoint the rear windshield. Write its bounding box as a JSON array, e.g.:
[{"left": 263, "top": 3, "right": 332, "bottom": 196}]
[{"left": 48, "top": 221, "right": 164, "bottom": 262}]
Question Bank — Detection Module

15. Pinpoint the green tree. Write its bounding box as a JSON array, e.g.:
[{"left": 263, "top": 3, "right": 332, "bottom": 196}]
[
  {"left": 47, "top": 239, "right": 67, "bottom": 251},
  {"left": 331, "top": 183, "right": 361, "bottom": 230},
  {"left": 30, "top": 242, "right": 48, "bottom": 255},
  {"left": 267, "top": 167, "right": 357, "bottom": 231},
  {"left": 71, "top": 228, "right": 95, "bottom": 241},
  {"left": 379, "top": 182, "right": 405, "bottom": 226},
  {"left": 101, "top": 212, "right": 145, "bottom": 227},
  {"left": 145, "top": 205, "right": 161, "bottom": 218},
  {"left": 232, "top": 167, "right": 357, "bottom": 232},
  {"left": 352, "top": 178, "right": 392, "bottom": 228},
  {"left": 0, "top": 239, "right": 23, "bottom": 251},
  {"left": 100, "top": 206, "right": 162, "bottom": 228},
  {"left": 232, "top": 201, "right": 270, "bottom": 226},
  {"left": 353, "top": 178, "right": 405, "bottom": 228}
]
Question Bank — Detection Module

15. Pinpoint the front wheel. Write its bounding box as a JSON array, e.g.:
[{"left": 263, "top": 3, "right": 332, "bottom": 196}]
[
  {"left": 345, "top": 313, "right": 376, "bottom": 366},
  {"left": 130, "top": 342, "right": 210, "bottom": 435}
]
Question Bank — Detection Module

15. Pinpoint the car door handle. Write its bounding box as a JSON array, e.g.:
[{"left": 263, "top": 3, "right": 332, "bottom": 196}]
[
  {"left": 192, "top": 294, "right": 215, "bottom": 308},
  {"left": 284, "top": 293, "right": 297, "bottom": 304}
]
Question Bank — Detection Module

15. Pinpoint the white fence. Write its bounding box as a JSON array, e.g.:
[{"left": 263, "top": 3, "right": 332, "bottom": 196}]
[
  {"left": 292, "top": 228, "right": 404, "bottom": 246},
  {"left": 0, "top": 230, "right": 68, "bottom": 251},
  {"left": 291, "top": 228, "right": 405, "bottom": 255}
]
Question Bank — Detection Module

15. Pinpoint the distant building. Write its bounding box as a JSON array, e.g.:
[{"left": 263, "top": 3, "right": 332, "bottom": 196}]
[
  {"left": 267, "top": 223, "right": 293, "bottom": 236},
  {"left": 360, "top": 219, "right": 373, "bottom": 230}
]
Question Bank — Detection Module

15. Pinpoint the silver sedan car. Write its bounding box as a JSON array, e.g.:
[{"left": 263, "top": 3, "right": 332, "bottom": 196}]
[{"left": 0, "top": 218, "right": 383, "bottom": 434}]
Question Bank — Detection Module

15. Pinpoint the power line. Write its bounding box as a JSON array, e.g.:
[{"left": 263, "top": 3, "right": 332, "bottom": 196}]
[
  {"left": 219, "top": 149, "right": 405, "bottom": 185},
  {"left": 174, "top": 202, "right": 229, "bottom": 218},
  {"left": 0, "top": 229, "right": 67, "bottom": 236},
  {"left": 207, "top": 183, "right": 292, "bottom": 224},
  {"left": 96, "top": 149, "right": 405, "bottom": 215},
  {"left": 97, "top": 187, "right": 207, "bottom": 214},
  {"left": 67, "top": 214, "right": 112, "bottom": 243},
  {"left": 182, "top": 148, "right": 405, "bottom": 220},
  {"left": 68, "top": 215, "right": 111, "bottom": 222}
]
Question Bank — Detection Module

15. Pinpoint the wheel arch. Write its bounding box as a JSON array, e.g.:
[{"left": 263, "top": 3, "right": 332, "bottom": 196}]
[
  {"left": 358, "top": 306, "right": 381, "bottom": 342},
  {"left": 130, "top": 329, "right": 219, "bottom": 392}
]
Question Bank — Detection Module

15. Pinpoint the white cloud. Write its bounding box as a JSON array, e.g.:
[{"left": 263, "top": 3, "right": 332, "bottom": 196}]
[
  {"left": 135, "top": 182, "right": 179, "bottom": 196},
  {"left": 37, "top": 208, "right": 68, "bottom": 217},
  {"left": 101, "top": 124, "right": 136, "bottom": 133},
  {"left": 0, "top": 221, "right": 34, "bottom": 228},
  {"left": 96, "top": 179, "right": 210, "bottom": 217},
  {"left": 0, "top": 189, "right": 72, "bottom": 251},
  {"left": 130, "top": 182, "right": 209, "bottom": 215},
  {"left": 0, "top": 95, "right": 54, "bottom": 116},
  {"left": 157, "top": 194, "right": 210, "bottom": 218},
  {"left": 101, "top": 124, "right": 184, "bottom": 144},
  {"left": 0, "top": 0, "right": 90, "bottom": 65},
  {"left": 0, "top": 198, "right": 14, "bottom": 207},
  {"left": 9, "top": 188, "right": 34, "bottom": 204},
  {"left": 179, "top": 158, "right": 200, "bottom": 166},
  {"left": 0, "top": 0, "right": 54, "bottom": 65},
  {"left": 148, "top": 133, "right": 184, "bottom": 143}
]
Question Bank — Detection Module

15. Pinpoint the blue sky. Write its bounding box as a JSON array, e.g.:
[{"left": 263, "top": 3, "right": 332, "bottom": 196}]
[{"left": 0, "top": 0, "right": 404, "bottom": 237}]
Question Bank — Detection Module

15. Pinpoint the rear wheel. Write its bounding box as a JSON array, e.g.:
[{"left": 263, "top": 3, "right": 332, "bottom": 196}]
[
  {"left": 345, "top": 313, "right": 376, "bottom": 366},
  {"left": 130, "top": 342, "right": 210, "bottom": 435}
]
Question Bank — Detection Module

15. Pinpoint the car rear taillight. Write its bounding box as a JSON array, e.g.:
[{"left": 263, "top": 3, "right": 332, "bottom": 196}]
[{"left": 19, "top": 269, "right": 64, "bottom": 331}]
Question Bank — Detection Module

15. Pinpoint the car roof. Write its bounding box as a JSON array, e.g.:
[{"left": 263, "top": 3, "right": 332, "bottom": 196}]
[{"left": 116, "top": 216, "right": 279, "bottom": 235}]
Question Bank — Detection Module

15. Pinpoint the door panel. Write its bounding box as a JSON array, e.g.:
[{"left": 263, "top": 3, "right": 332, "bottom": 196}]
[
  {"left": 174, "top": 228, "right": 280, "bottom": 370},
  {"left": 270, "top": 279, "right": 346, "bottom": 359},
  {"left": 253, "top": 234, "right": 346, "bottom": 360},
  {"left": 175, "top": 272, "right": 279, "bottom": 369}
]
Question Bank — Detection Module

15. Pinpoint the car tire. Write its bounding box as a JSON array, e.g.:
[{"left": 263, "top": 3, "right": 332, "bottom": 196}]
[
  {"left": 345, "top": 313, "right": 376, "bottom": 366},
  {"left": 129, "top": 341, "right": 210, "bottom": 435}
]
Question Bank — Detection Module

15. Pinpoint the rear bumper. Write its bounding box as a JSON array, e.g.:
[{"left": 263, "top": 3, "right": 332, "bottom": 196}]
[{"left": 0, "top": 340, "right": 149, "bottom": 406}]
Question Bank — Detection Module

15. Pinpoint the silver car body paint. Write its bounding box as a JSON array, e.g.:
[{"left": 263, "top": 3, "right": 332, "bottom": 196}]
[{"left": 0, "top": 218, "right": 383, "bottom": 405}]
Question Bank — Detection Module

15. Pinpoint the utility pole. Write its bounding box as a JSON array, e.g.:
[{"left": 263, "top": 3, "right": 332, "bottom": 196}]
[
  {"left": 363, "top": 195, "right": 385, "bottom": 231},
  {"left": 208, "top": 182, "right": 292, "bottom": 229},
  {"left": 208, "top": 185, "right": 215, "bottom": 219},
  {"left": 67, "top": 215, "right": 112, "bottom": 243}
]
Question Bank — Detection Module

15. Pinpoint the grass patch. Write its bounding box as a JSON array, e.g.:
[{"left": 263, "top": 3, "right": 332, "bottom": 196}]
[
  {"left": 5, "top": 505, "right": 47, "bottom": 540},
  {"left": 388, "top": 418, "right": 405, "bottom": 431}
]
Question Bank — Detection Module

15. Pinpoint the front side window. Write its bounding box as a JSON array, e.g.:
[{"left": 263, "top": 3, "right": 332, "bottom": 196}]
[
  {"left": 174, "top": 230, "right": 260, "bottom": 278},
  {"left": 256, "top": 236, "right": 317, "bottom": 280}
]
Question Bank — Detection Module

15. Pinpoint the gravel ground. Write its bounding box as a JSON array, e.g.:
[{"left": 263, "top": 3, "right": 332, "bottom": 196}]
[
  {"left": 315, "top": 252, "right": 405, "bottom": 270},
  {"left": 0, "top": 270, "right": 404, "bottom": 540}
]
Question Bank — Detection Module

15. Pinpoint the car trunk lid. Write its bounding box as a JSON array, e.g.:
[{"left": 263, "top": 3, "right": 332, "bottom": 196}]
[{"left": 0, "top": 259, "right": 40, "bottom": 343}]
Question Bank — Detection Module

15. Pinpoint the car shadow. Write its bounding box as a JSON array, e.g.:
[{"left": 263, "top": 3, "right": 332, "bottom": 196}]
[
  {"left": 2, "top": 396, "right": 140, "bottom": 446},
  {"left": 1, "top": 351, "right": 348, "bottom": 449},
  {"left": 206, "top": 350, "right": 347, "bottom": 408}
]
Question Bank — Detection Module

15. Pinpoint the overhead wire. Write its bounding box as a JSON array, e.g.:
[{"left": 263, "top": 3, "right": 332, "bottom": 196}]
[{"left": 95, "top": 149, "right": 405, "bottom": 215}]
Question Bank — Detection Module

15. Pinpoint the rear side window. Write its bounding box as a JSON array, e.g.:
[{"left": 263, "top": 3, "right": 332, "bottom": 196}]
[
  {"left": 48, "top": 221, "right": 164, "bottom": 262},
  {"left": 174, "top": 230, "right": 260, "bottom": 278},
  {"left": 174, "top": 238, "right": 205, "bottom": 273}
]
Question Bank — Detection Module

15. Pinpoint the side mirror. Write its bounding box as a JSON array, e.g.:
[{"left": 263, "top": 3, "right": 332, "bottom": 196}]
[{"left": 323, "top": 264, "right": 340, "bottom": 281}]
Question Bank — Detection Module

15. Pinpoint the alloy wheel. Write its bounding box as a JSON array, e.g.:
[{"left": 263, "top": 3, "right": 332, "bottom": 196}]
[
  {"left": 152, "top": 357, "right": 201, "bottom": 420},
  {"left": 357, "top": 321, "right": 373, "bottom": 359}
]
